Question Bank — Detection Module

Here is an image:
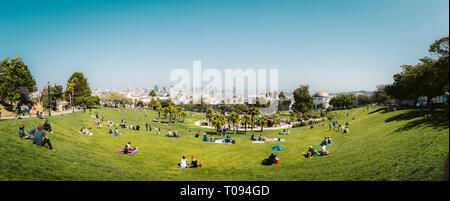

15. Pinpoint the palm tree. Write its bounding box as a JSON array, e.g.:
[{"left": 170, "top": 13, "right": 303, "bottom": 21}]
[
  {"left": 257, "top": 115, "right": 268, "bottom": 132},
  {"left": 270, "top": 113, "right": 281, "bottom": 127},
  {"left": 241, "top": 114, "right": 251, "bottom": 133},
  {"left": 248, "top": 107, "right": 260, "bottom": 132},
  {"left": 229, "top": 112, "right": 241, "bottom": 134},
  {"left": 212, "top": 113, "right": 226, "bottom": 134},
  {"left": 206, "top": 108, "right": 215, "bottom": 126},
  {"left": 156, "top": 107, "right": 162, "bottom": 122},
  {"left": 180, "top": 111, "right": 188, "bottom": 122}
]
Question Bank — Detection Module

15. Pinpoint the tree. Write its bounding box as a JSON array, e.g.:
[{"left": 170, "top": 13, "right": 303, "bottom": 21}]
[
  {"left": 65, "top": 72, "right": 92, "bottom": 101},
  {"left": 257, "top": 115, "right": 268, "bottom": 132},
  {"left": 0, "top": 57, "right": 37, "bottom": 106},
  {"left": 149, "top": 89, "right": 158, "bottom": 97},
  {"left": 229, "top": 112, "right": 241, "bottom": 134},
  {"left": 206, "top": 108, "right": 215, "bottom": 126},
  {"left": 212, "top": 113, "right": 226, "bottom": 134},
  {"left": 292, "top": 85, "right": 313, "bottom": 114},
  {"left": 40, "top": 85, "right": 63, "bottom": 110},
  {"left": 248, "top": 107, "right": 260, "bottom": 132},
  {"left": 371, "top": 85, "right": 389, "bottom": 104},
  {"left": 241, "top": 114, "right": 251, "bottom": 133},
  {"left": 76, "top": 96, "right": 100, "bottom": 109},
  {"left": 385, "top": 36, "right": 449, "bottom": 105},
  {"left": 278, "top": 91, "right": 286, "bottom": 100}
]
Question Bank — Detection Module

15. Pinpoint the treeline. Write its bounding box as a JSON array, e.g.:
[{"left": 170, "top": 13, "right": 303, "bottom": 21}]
[
  {"left": 0, "top": 57, "right": 100, "bottom": 111},
  {"left": 384, "top": 36, "right": 449, "bottom": 105}
]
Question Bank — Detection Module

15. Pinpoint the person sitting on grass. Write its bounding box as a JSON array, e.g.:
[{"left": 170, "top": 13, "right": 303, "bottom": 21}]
[
  {"left": 258, "top": 134, "right": 265, "bottom": 141},
  {"left": 195, "top": 133, "right": 199, "bottom": 138},
  {"left": 203, "top": 134, "right": 208, "bottom": 142},
  {"left": 18, "top": 125, "right": 33, "bottom": 139},
  {"left": 43, "top": 120, "right": 53, "bottom": 134},
  {"left": 262, "top": 153, "right": 277, "bottom": 165},
  {"left": 97, "top": 122, "right": 103, "bottom": 129},
  {"left": 189, "top": 155, "right": 199, "bottom": 168},
  {"left": 80, "top": 127, "right": 93, "bottom": 136},
  {"left": 178, "top": 156, "right": 188, "bottom": 168},
  {"left": 125, "top": 142, "right": 138, "bottom": 152},
  {"left": 303, "top": 146, "right": 320, "bottom": 158},
  {"left": 108, "top": 129, "right": 113, "bottom": 134},
  {"left": 251, "top": 133, "right": 255, "bottom": 141},
  {"left": 327, "top": 136, "right": 332, "bottom": 144},
  {"left": 321, "top": 145, "right": 329, "bottom": 155},
  {"left": 343, "top": 127, "right": 349, "bottom": 134},
  {"left": 320, "top": 137, "right": 328, "bottom": 146},
  {"left": 136, "top": 124, "right": 140, "bottom": 131},
  {"left": 32, "top": 125, "right": 54, "bottom": 151}
]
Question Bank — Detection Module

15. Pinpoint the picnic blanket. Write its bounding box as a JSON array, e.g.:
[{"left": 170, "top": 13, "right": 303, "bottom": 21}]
[
  {"left": 116, "top": 149, "right": 138, "bottom": 156},
  {"left": 315, "top": 142, "right": 334, "bottom": 146},
  {"left": 108, "top": 132, "right": 123, "bottom": 136},
  {"left": 204, "top": 140, "right": 233, "bottom": 144},
  {"left": 164, "top": 134, "right": 180, "bottom": 138},
  {"left": 252, "top": 141, "right": 264, "bottom": 143},
  {"left": 265, "top": 138, "right": 286, "bottom": 142}
]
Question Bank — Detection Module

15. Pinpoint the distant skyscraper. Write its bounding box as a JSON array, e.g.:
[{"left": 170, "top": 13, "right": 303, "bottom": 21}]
[
  {"left": 154, "top": 85, "right": 159, "bottom": 92},
  {"left": 126, "top": 87, "right": 131, "bottom": 97}
]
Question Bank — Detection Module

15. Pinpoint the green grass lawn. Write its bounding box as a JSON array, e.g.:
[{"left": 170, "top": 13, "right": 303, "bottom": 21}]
[{"left": 0, "top": 106, "right": 448, "bottom": 181}]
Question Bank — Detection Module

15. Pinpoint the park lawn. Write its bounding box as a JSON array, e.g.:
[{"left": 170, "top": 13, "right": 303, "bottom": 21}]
[{"left": 0, "top": 106, "right": 448, "bottom": 181}]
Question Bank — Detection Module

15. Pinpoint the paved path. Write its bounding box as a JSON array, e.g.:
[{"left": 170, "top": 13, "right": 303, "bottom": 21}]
[
  {"left": 1, "top": 109, "right": 82, "bottom": 120},
  {"left": 194, "top": 120, "right": 293, "bottom": 130}
]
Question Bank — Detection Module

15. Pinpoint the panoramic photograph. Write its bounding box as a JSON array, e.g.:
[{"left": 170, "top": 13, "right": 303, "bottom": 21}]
[{"left": 0, "top": 0, "right": 448, "bottom": 199}]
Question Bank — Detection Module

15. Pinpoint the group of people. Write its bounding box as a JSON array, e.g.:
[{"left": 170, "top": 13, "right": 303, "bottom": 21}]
[
  {"left": 18, "top": 124, "right": 54, "bottom": 150},
  {"left": 122, "top": 141, "right": 138, "bottom": 154},
  {"left": 108, "top": 128, "right": 123, "bottom": 136},
  {"left": 80, "top": 127, "right": 93, "bottom": 136},
  {"left": 251, "top": 133, "right": 266, "bottom": 141},
  {"left": 303, "top": 145, "right": 329, "bottom": 158},
  {"left": 167, "top": 129, "right": 181, "bottom": 137},
  {"left": 178, "top": 155, "right": 201, "bottom": 168},
  {"left": 279, "top": 129, "right": 290, "bottom": 135}
]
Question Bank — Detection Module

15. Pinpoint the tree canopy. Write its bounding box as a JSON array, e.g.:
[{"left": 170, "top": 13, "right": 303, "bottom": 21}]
[{"left": 0, "top": 57, "right": 37, "bottom": 105}]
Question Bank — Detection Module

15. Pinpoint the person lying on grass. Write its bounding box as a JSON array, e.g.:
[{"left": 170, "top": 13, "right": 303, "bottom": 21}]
[
  {"left": 43, "top": 120, "right": 53, "bottom": 134},
  {"left": 32, "top": 125, "right": 54, "bottom": 151},
  {"left": 80, "top": 127, "right": 93, "bottom": 136},
  {"left": 18, "top": 125, "right": 33, "bottom": 139}
]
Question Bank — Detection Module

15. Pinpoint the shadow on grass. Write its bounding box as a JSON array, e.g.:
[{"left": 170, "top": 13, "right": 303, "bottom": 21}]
[
  {"left": 385, "top": 109, "right": 449, "bottom": 133},
  {"left": 368, "top": 108, "right": 386, "bottom": 114}
]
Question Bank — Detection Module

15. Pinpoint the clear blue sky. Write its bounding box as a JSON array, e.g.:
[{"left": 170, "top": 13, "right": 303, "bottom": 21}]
[{"left": 0, "top": 0, "right": 448, "bottom": 93}]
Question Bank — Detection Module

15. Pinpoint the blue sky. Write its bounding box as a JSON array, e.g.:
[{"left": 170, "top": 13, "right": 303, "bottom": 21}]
[{"left": 0, "top": 0, "right": 448, "bottom": 93}]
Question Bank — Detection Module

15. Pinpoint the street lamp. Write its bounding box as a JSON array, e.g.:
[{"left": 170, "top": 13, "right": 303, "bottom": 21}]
[{"left": 47, "top": 81, "right": 51, "bottom": 116}]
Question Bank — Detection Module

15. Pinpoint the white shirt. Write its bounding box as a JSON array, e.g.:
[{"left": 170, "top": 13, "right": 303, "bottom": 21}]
[
  {"left": 321, "top": 145, "right": 327, "bottom": 152},
  {"left": 180, "top": 159, "right": 188, "bottom": 168}
]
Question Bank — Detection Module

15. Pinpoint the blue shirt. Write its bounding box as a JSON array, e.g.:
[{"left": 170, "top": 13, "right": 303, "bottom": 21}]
[{"left": 32, "top": 130, "right": 46, "bottom": 146}]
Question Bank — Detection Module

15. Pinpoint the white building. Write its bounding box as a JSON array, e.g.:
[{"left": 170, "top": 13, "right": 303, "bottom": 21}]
[{"left": 313, "top": 91, "right": 331, "bottom": 109}]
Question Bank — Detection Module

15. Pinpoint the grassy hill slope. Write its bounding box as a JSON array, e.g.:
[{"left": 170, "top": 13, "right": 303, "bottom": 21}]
[{"left": 0, "top": 107, "right": 448, "bottom": 181}]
